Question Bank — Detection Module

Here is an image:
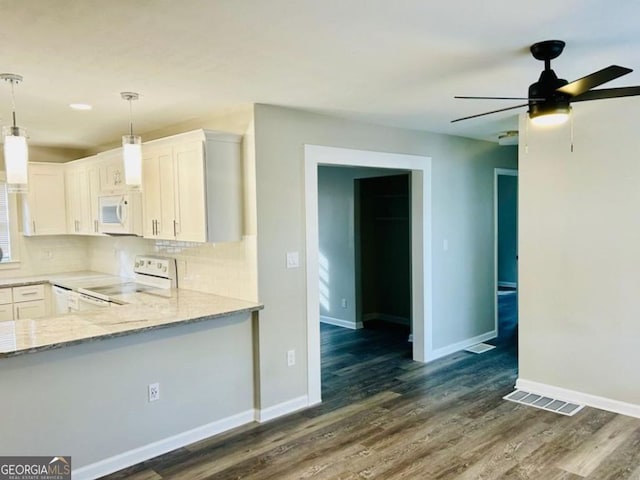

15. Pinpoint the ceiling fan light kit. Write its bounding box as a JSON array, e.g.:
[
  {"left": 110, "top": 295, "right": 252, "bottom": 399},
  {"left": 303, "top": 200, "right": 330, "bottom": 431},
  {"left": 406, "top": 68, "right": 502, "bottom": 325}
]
[
  {"left": 453, "top": 39, "right": 640, "bottom": 133},
  {"left": 498, "top": 130, "right": 519, "bottom": 146}
]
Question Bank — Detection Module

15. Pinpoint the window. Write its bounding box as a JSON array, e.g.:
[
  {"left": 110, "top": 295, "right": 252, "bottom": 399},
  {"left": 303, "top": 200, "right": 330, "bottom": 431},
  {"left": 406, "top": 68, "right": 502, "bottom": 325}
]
[
  {"left": 0, "top": 173, "right": 19, "bottom": 266},
  {"left": 0, "top": 182, "right": 11, "bottom": 261}
]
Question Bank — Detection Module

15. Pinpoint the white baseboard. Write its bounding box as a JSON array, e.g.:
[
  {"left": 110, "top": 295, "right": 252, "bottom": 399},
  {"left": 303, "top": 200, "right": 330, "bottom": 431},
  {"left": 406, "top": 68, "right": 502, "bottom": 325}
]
[
  {"left": 72, "top": 409, "right": 255, "bottom": 480},
  {"left": 320, "top": 315, "right": 362, "bottom": 330},
  {"left": 516, "top": 378, "right": 640, "bottom": 419},
  {"left": 498, "top": 281, "right": 517, "bottom": 288},
  {"left": 256, "top": 395, "right": 309, "bottom": 423},
  {"left": 430, "top": 330, "right": 497, "bottom": 361},
  {"left": 362, "top": 313, "right": 410, "bottom": 326}
]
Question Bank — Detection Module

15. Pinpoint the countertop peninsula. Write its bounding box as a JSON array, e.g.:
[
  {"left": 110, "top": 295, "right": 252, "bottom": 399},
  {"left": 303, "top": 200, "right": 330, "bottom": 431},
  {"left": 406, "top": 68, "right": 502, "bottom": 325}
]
[{"left": 0, "top": 272, "right": 262, "bottom": 358}]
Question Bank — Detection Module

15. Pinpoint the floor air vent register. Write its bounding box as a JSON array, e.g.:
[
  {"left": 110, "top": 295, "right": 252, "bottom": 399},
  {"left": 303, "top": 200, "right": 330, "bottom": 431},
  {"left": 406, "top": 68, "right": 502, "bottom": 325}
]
[{"left": 504, "top": 390, "right": 584, "bottom": 416}]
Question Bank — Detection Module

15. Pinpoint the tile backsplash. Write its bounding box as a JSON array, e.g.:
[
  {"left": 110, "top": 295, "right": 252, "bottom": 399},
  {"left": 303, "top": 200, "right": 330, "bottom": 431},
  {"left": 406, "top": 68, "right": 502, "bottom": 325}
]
[
  {"left": 0, "top": 233, "right": 258, "bottom": 303},
  {"left": 87, "top": 235, "right": 258, "bottom": 302},
  {"left": 0, "top": 235, "right": 90, "bottom": 278}
]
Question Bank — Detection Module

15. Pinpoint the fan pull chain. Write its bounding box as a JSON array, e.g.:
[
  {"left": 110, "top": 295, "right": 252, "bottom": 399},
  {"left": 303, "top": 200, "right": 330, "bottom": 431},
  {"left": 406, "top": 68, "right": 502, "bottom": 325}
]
[
  {"left": 570, "top": 114, "right": 574, "bottom": 153},
  {"left": 524, "top": 118, "right": 529, "bottom": 154}
]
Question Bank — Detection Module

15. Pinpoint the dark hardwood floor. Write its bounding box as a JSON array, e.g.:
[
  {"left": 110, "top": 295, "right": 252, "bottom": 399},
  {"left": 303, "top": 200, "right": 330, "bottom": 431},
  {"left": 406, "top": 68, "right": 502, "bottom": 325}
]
[{"left": 102, "top": 315, "right": 640, "bottom": 480}]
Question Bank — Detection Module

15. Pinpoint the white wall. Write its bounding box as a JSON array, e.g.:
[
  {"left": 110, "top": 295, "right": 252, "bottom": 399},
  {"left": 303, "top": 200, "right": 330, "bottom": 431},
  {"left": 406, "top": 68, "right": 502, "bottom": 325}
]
[
  {"left": 254, "top": 104, "right": 518, "bottom": 409},
  {"left": 518, "top": 97, "right": 640, "bottom": 409},
  {"left": 318, "top": 166, "right": 405, "bottom": 328}
]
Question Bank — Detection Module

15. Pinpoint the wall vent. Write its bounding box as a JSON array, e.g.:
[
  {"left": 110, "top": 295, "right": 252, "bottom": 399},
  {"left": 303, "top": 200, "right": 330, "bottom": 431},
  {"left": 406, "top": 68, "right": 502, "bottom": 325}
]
[{"left": 504, "top": 390, "right": 584, "bottom": 416}]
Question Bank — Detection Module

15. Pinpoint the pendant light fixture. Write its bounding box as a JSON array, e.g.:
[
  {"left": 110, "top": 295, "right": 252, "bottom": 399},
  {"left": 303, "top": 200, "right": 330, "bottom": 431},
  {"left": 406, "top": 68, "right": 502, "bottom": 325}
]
[
  {"left": 121, "top": 91, "right": 142, "bottom": 187},
  {"left": 1, "top": 73, "right": 28, "bottom": 193}
]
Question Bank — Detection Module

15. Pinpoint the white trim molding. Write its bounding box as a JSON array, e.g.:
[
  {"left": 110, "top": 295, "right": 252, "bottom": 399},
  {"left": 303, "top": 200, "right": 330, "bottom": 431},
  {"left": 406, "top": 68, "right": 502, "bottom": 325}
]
[
  {"left": 430, "top": 330, "right": 497, "bottom": 361},
  {"left": 493, "top": 167, "right": 518, "bottom": 338},
  {"left": 72, "top": 409, "right": 255, "bottom": 480},
  {"left": 516, "top": 378, "right": 640, "bottom": 419},
  {"left": 320, "top": 315, "right": 363, "bottom": 330},
  {"left": 305, "top": 144, "right": 432, "bottom": 406},
  {"left": 256, "top": 395, "right": 310, "bottom": 423}
]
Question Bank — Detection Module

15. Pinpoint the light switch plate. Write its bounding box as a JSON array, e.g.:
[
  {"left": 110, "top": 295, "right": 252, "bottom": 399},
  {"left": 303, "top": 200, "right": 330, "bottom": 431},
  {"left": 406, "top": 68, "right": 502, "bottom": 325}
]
[{"left": 286, "top": 252, "right": 299, "bottom": 269}]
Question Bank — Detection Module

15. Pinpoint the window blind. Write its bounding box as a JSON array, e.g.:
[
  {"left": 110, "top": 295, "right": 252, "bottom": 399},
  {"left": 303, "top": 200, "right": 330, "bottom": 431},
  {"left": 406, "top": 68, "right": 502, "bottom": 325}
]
[{"left": 0, "top": 182, "right": 12, "bottom": 262}]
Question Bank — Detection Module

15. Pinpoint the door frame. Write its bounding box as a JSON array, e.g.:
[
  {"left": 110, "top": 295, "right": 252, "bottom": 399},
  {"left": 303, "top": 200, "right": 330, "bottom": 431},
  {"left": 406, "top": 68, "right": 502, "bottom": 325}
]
[
  {"left": 304, "top": 145, "right": 432, "bottom": 405},
  {"left": 494, "top": 168, "right": 518, "bottom": 336}
]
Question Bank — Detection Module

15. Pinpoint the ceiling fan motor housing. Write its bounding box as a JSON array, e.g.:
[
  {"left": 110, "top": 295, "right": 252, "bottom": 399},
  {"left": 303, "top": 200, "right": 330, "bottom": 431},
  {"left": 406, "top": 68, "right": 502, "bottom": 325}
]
[{"left": 528, "top": 69, "right": 571, "bottom": 119}]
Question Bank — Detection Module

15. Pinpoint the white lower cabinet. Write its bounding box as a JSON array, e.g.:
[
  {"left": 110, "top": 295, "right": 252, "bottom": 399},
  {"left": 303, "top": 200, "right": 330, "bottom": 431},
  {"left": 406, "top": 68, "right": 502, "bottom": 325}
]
[
  {"left": 0, "top": 288, "right": 13, "bottom": 321},
  {"left": 4, "top": 284, "right": 47, "bottom": 320},
  {"left": 14, "top": 300, "right": 46, "bottom": 320}
]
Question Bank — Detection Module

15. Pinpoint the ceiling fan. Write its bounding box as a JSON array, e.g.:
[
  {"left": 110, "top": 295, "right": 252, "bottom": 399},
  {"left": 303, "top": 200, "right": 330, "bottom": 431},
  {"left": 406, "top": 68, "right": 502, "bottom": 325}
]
[{"left": 452, "top": 40, "right": 640, "bottom": 125}]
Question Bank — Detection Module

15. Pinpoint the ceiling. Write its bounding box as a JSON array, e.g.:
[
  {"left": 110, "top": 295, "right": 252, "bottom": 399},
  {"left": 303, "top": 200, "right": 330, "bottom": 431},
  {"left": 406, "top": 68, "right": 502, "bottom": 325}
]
[{"left": 2, "top": 0, "right": 640, "bottom": 149}]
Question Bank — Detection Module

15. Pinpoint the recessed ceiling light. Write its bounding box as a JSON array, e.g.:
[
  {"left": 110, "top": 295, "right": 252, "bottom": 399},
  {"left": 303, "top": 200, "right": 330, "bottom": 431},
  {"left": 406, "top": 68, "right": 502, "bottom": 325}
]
[{"left": 69, "top": 103, "right": 92, "bottom": 111}]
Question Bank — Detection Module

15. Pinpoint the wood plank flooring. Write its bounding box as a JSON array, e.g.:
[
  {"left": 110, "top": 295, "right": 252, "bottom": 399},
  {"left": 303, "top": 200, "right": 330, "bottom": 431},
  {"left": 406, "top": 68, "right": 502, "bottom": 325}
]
[{"left": 101, "top": 320, "right": 640, "bottom": 479}]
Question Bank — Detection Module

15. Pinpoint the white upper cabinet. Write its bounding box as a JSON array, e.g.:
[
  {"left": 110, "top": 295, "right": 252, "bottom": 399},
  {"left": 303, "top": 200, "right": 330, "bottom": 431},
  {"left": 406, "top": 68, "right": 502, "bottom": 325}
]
[
  {"left": 65, "top": 156, "right": 101, "bottom": 235},
  {"left": 142, "top": 129, "right": 242, "bottom": 243},
  {"left": 98, "top": 149, "right": 126, "bottom": 194},
  {"left": 22, "top": 163, "right": 67, "bottom": 236},
  {"left": 142, "top": 145, "right": 176, "bottom": 239}
]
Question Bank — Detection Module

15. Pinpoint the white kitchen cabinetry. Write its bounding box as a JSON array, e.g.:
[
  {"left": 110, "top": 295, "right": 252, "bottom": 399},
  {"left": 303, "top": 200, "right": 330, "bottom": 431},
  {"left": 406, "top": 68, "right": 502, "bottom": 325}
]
[
  {"left": 98, "top": 149, "right": 126, "bottom": 194},
  {"left": 0, "top": 288, "right": 13, "bottom": 321},
  {"left": 10, "top": 284, "right": 47, "bottom": 320},
  {"left": 65, "top": 157, "right": 101, "bottom": 235},
  {"left": 142, "top": 129, "right": 242, "bottom": 243},
  {"left": 22, "top": 163, "right": 67, "bottom": 236}
]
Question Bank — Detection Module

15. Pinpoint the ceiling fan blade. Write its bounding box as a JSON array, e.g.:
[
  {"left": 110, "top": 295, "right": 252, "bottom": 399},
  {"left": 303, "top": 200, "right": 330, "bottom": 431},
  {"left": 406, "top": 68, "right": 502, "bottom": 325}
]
[
  {"left": 571, "top": 86, "right": 640, "bottom": 102},
  {"left": 455, "top": 96, "right": 544, "bottom": 101},
  {"left": 451, "top": 103, "right": 528, "bottom": 123},
  {"left": 557, "top": 65, "right": 632, "bottom": 97}
]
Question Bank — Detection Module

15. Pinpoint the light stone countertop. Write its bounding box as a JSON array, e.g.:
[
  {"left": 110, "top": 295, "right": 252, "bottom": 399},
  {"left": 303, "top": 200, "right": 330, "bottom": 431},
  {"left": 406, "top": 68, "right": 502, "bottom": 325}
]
[
  {"left": 0, "top": 271, "right": 125, "bottom": 290},
  {"left": 0, "top": 273, "right": 263, "bottom": 358}
]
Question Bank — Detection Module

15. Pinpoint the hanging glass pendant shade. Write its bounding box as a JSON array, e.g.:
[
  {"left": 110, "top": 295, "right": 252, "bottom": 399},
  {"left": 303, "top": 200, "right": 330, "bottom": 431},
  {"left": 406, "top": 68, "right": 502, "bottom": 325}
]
[{"left": 1, "top": 73, "right": 28, "bottom": 192}]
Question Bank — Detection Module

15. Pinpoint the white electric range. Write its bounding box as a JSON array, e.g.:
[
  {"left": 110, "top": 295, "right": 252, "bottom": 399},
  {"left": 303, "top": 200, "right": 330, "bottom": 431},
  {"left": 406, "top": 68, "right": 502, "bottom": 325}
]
[{"left": 72, "top": 255, "right": 177, "bottom": 310}]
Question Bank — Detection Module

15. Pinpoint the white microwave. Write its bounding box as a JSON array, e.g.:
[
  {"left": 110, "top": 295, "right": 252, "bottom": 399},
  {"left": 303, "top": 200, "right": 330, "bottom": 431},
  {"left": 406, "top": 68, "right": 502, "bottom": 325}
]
[{"left": 98, "top": 193, "right": 142, "bottom": 236}]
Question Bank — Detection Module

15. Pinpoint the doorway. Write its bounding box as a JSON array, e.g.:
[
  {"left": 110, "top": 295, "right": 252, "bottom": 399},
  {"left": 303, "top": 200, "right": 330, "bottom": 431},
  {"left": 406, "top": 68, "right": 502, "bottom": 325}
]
[
  {"left": 305, "top": 145, "right": 432, "bottom": 405},
  {"left": 355, "top": 174, "right": 411, "bottom": 335},
  {"left": 494, "top": 168, "right": 518, "bottom": 347}
]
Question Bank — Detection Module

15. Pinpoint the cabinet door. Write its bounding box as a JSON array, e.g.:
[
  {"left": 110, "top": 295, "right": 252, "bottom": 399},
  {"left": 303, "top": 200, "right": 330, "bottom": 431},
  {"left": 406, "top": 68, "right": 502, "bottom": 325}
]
[
  {"left": 99, "top": 152, "right": 125, "bottom": 193},
  {"left": 65, "top": 165, "right": 89, "bottom": 234},
  {"left": 142, "top": 146, "right": 175, "bottom": 239},
  {"left": 0, "top": 304, "right": 13, "bottom": 321},
  {"left": 13, "top": 300, "right": 46, "bottom": 320},
  {"left": 23, "top": 163, "right": 67, "bottom": 236},
  {"left": 87, "top": 163, "right": 101, "bottom": 234},
  {"left": 174, "top": 141, "right": 206, "bottom": 242}
]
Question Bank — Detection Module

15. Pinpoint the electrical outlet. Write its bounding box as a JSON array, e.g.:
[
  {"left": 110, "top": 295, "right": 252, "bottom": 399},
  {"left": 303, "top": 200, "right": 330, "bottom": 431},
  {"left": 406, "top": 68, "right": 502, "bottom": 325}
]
[
  {"left": 341, "top": 298, "right": 348, "bottom": 308},
  {"left": 287, "top": 349, "right": 296, "bottom": 367},
  {"left": 148, "top": 383, "right": 160, "bottom": 402}
]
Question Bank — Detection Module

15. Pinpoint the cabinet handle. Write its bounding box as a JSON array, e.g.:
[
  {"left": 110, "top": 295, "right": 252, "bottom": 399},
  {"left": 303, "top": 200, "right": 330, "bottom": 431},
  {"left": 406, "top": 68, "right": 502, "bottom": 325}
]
[
  {"left": 21, "top": 291, "right": 39, "bottom": 296},
  {"left": 33, "top": 221, "right": 36, "bottom": 234},
  {"left": 95, "top": 219, "right": 98, "bottom": 233},
  {"left": 173, "top": 220, "right": 177, "bottom": 237}
]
